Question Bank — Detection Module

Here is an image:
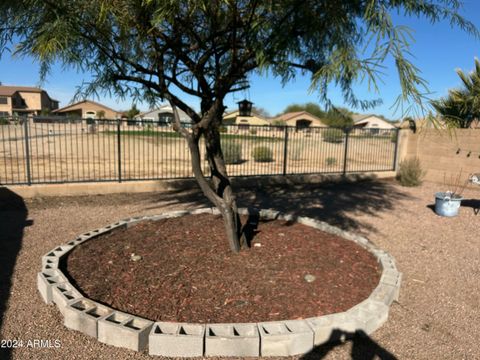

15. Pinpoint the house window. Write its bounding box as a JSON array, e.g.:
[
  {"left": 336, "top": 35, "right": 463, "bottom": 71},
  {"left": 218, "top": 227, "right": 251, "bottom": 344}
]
[
  {"left": 0, "top": 97, "right": 8, "bottom": 105},
  {"left": 0, "top": 111, "right": 9, "bottom": 117},
  {"left": 158, "top": 113, "right": 173, "bottom": 126}
]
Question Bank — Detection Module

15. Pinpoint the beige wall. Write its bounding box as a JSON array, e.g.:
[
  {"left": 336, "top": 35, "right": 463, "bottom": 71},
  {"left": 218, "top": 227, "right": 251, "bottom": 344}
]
[
  {"left": 58, "top": 102, "right": 119, "bottom": 119},
  {"left": 402, "top": 129, "right": 480, "bottom": 185},
  {"left": 223, "top": 111, "right": 269, "bottom": 125},
  {"left": 284, "top": 114, "right": 326, "bottom": 127},
  {"left": 357, "top": 116, "right": 395, "bottom": 129},
  {"left": 18, "top": 91, "right": 42, "bottom": 112},
  {"left": 0, "top": 96, "right": 12, "bottom": 115}
]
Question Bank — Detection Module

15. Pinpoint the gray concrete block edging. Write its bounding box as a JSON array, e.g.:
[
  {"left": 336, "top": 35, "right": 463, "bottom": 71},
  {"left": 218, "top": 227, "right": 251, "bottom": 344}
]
[{"left": 37, "top": 207, "right": 402, "bottom": 357}]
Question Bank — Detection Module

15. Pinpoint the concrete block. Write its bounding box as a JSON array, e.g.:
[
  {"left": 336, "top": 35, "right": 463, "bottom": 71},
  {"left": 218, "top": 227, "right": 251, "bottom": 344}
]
[
  {"left": 41, "top": 257, "right": 59, "bottom": 271},
  {"left": 347, "top": 300, "right": 389, "bottom": 334},
  {"left": 380, "top": 269, "right": 402, "bottom": 287},
  {"left": 307, "top": 312, "right": 358, "bottom": 345},
  {"left": 368, "top": 283, "right": 398, "bottom": 306},
  {"left": 259, "top": 320, "right": 314, "bottom": 356},
  {"left": 64, "top": 298, "right": 113, "bottom": 338},
  {"left": 51, "top": 283, "right": 83, "bottom": 315},
  {"left": 259, "top": 209, "right": 281, "bottom": 220},
  {"left": 37, "top": 269, "right": 69, "bottom": 304},
  {"left": 41, "top": 245, "right": 74, "bottom": 268},
  {"left": 378, "top": 253, "right": 397, "bottom": 271},
  {"left": 149, "top": 322, "right": 205, "bottom": 357},
  {"left": 189, "top": 208, "right": 217, "bottom": 216},
  {"left": 98, "top": 311, "right": 153, "bottom": 351},
  {"left": 205, "top": 323, "right": 259, "bottom": 357}
]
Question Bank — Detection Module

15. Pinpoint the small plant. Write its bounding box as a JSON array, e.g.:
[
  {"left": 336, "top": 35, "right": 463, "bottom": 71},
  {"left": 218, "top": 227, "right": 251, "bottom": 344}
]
[
  {"left": 249, "top": 128, "right": 257, "bottom": 135},
  {"left": 325, "top": 157, "right": 337, "bottom": 166},
  {"left": 222, "top": 140, "right": 242, "bottom": 164},
  {"left": 219, "top": 125, "right": 228, "bottom": 133},
  {"left": 396, "top": 157, "right": 425, "bottom": 187},
  {"left": 252, "top": 146, "right": 273, "bottom": 162},
  {"left": 323, "top": 128, "right": 344, "bottom": 143},
  {"left": 0, "top": 117, "right": 10, "bottom": 125},
  {"left": 442, "top": 170, "right": 468, "bottom": 199}
]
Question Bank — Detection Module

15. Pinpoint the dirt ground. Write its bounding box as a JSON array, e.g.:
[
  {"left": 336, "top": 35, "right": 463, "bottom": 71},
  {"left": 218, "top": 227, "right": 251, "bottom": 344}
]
[{"left": 0, "top": 179, "right": 479, "bottom": 359}]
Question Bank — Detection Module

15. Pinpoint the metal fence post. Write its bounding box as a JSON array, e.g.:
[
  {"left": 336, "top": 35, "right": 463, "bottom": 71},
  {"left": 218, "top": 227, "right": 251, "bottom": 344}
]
[
  {"left": 117, "top": 120, "right": 122, "bottom": 182},
  {"left": 392, "top": 128, "right": 400, "bottom": 171},
  {"left": 343, "top": 127, "right": 351, "bottom": 176},
  {"left": 23, "top": 118, "right": 32, "bottom": 185},
  {"left": 282, "top": 126, "right": 289, "bottom": 175}
]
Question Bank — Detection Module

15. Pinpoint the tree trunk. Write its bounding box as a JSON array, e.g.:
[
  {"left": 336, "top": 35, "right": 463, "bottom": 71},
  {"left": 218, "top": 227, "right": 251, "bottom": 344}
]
[
  {"left": 203, "top": 124, "right": 244, "bottom": 253},
  {"left": 172, "top": 104, "right": 244, "bottom": 253}
]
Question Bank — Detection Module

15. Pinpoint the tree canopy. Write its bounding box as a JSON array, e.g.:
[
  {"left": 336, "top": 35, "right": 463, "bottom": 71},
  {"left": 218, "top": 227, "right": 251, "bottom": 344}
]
[
  {"left": 431, "top": 58, "right": 480, "bottom": 128},
  {"left": 1, "top": 0, "right": 476, "bottom": 251}
]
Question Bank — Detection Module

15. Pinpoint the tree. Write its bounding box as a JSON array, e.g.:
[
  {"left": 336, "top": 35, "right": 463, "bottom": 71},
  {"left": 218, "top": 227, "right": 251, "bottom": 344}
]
[
  {"left": 125, "top": 104, "right": 140, "bottom": 120},
  {"left": 1, "top": 1, "right": 476, "bottom": 252},
  {"left": 324, "top": 107, "right": 354, "bottom": 127},
  {"left": 281, "top": 102, "right": 326, "bottom": 119},
  {"left": 431, "top": 58, "right": 480, "bottom": 128}
]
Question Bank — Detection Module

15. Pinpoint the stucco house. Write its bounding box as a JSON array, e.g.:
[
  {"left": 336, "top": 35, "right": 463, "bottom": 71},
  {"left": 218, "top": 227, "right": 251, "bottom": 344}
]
[
  {"left": 271, "top": 111, "right": 327, "bottom": 129},
  {"left": 0, "top": 85, "right": 59, "bottom": 117},
  {"left": 52, "top": 99, "right": 120, "bottom": 119},
  {"left": 223, "top": 110, "right": 270, "bottom": 128},
  {"left": 135, "top": 104, "right": 192, "bottom": 126},
  {"left": 352, "top": 114, "right": 396, "bottom": 131}
]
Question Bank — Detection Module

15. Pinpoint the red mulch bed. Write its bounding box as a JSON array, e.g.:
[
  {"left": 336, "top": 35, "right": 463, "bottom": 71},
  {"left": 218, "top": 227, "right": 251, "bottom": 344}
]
[{"left": 64, "top": 213, "right": 381, "bottom": 323}]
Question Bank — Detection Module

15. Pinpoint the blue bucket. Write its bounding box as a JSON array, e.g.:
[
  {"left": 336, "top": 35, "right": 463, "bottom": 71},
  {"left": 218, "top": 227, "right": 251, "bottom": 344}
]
[{"left": 434, "top": 192, "right": 462, "bottom": 217}]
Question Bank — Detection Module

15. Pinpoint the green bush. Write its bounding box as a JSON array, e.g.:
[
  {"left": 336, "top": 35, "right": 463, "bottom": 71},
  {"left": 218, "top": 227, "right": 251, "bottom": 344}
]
[
  {"left": 219, "top": 125, "right": 228, "bottom": 133},
  {"left": 0, "top": 118, "right": 10, "bottom": 125},
  {"left": 396, "top": 157, "right": 425, "bottom": 187},
  {"left": 391, "top": 131, "right": 398, "bottom": 143},
  {"left": 252, "top": 146, "right": 273, "bottom": 162},
  {"left": 249, "top": 128, "right": 257, "bottom": 135},
  {"left": 222, "top": 140, "right": 242, "bottom": 164},
  {"left": 326, "top": 157, "right": 337, "bottom": 166},
  {"left": 323, "top": 128, "right": 344, "bottom": 143}
]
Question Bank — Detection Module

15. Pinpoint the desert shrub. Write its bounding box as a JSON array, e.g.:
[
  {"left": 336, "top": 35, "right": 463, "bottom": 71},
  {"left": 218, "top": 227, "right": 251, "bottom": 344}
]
[
  {"left": 289, "top": 143, "right": 304, "bottom": 161},
  {"left": 222, "top": 140, "right": 242, "bottom": 164},
  {"left": 396, "top": 157, "right": 425, "bottom": 187},
  {"left": 390, "top": 131, "right": 398, "bottom": 143},
  {"left": 249, "top": 128, "right": 257, "bottom": 135},
  {"left": 323, "top": 128, "right": 344, "bottom": 143},
  {"left": 326, "top": 157, "right": 337, "bottom": 166},
  {"left": 252, "top": 146, "right": 273, "bottom": 162}
]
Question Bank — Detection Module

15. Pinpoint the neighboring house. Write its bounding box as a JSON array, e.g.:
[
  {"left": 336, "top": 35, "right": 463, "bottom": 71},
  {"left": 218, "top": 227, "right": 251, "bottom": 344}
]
[
  {"left": 352, "top": 114, "right": 396, "bottom": 131},
  {"left": 0, "top": 85, "right": 59, "bottom": 117},
  {"left": 223, "top": 110, "right": 270, "bottom": 128},
  {"left": 52, "top": 100, "right": 120, "bottom": 119},
  {"left": 135, "top": 105, "right": 192, "bottom": 126},
  {"left": 271, "top": 111, "right": 327, "bottom": 129}
]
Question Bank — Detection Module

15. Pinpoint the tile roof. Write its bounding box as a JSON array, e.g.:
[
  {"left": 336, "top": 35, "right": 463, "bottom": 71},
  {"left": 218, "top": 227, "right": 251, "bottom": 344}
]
[{"left": 0, "top": 85, "right": 43, "bottom": 96}]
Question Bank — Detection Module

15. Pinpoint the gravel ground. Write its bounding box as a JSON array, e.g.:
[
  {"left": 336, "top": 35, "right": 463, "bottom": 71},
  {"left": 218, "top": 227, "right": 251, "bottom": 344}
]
[{"left": 0, "top": 179, "right": 479, "bottom": 360}]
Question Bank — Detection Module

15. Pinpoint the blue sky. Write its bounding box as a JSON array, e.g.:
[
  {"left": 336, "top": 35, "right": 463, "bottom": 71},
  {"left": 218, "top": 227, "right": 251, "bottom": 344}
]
[{"left": 0, "top": 2, "right": 479, "bottom": 120}]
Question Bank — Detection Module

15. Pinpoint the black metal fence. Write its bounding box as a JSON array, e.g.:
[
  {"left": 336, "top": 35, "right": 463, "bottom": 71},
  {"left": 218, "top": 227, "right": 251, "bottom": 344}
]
[{"left": 0, "top": 117, "right": 399, "bottom": 185}]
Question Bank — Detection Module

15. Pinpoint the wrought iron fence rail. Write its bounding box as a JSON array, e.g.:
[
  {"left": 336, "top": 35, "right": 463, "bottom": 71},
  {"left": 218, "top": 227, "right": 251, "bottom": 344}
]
[{"left": 0, "top": 117, "right": 399, "bottom": 186}]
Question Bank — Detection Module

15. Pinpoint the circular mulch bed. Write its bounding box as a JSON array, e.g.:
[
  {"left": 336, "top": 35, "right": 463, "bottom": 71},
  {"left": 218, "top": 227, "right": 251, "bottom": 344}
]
[{"left": 63, "top": 213, "right": 380, "bottom": 323}]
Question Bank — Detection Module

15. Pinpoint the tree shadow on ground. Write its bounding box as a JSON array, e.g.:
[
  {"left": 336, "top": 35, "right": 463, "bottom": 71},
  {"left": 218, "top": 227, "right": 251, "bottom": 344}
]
[
  {"left": 145, "top": 178, "right": 410, "bottom": 235},
  {"left": 301, "top": 329, "right": 397, "bottom": 360},
  {"left": 0, "top": 188, "right": 30, "bottom": 360}
]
